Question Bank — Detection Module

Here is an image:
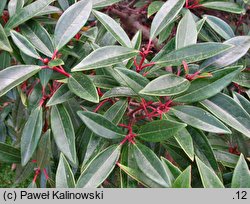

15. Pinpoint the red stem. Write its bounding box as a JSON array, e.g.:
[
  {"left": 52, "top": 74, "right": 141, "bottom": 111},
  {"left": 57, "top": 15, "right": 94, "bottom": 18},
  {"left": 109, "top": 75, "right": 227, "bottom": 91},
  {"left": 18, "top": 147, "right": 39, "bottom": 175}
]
[{"left": 53, "top": 67, "right": 71, "bottom": 78}]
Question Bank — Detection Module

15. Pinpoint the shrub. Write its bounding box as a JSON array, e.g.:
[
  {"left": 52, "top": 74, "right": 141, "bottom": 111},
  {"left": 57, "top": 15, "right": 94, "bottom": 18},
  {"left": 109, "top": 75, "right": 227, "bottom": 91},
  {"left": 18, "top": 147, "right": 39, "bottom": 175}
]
[{"left": 0, "top": 0, "right": 250, "bottom": 188}]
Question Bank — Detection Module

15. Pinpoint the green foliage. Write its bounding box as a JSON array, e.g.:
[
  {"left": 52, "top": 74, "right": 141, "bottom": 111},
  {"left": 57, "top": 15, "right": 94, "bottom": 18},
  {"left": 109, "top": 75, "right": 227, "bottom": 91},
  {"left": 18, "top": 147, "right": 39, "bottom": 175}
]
[{"left": 0, "top": 0, "right": 249, "bottom": 188}]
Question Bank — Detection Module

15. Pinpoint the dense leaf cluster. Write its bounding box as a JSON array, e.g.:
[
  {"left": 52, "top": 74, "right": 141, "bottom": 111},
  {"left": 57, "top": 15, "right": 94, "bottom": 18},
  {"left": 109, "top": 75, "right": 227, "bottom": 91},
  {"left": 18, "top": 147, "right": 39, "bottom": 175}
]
[{"left": 0, "top": 0, "right": 250, "bottom": 188}]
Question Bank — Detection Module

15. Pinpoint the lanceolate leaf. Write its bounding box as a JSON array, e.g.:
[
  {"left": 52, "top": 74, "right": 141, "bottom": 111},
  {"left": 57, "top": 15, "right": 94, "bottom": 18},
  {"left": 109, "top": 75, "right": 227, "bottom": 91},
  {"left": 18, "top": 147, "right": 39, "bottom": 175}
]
[
  {"left": 76, "top": 145, "right": 121, "bottom": 188},
  {"left": 188, "top": 127, "right": 221, "bottom": 177},
  {"left": 77, "top": 111, "right": 125, "bottom": 139},
  {"left": 92, "top": 0, "right": 122, "bottom": 9},
  {"left": 101, "top": 87, "right": 137, "bottom": 100},
  {"left": 176, "top": 10, "right": 197, "bottom": 49},
  {"left": 46, "top": 84, "right": 75, "bottom": 106},
  {"left": 140, "top": 74, "right": 190, "bottom": 96},
  {"left": 196, "top": 156, "right": 224, "bottom": 188},
  {"left": 51, "top": 104, "right": 77, "bottom": 164},
  {"left": 152, "top": 43, "right": 232, "bottom": 72},
  {"left": 137, "top": 120, "right": 187, "bottom": 142},
  {"left": 92, "top": 10, "right": 131, "bottom": 47},
  {"left": 161, "top": 157, "right": 181, "bottom": 182},
  {"left": 201, "top": 93, "right": 250, "bottom": 137},
  {"left": 10, "top": 30, "right": 40, "bottom": 59},
  {"left": 172, "top": 166, "right": 191, "bottom": 188},
  {"left": 114, "top": 67, "right": 149, "bottom": 94},
  {"left": 132, "top": 142, "right": 171, "bottom": 187},
  {"left": 150, "top": 0, "right": 185, "bottom": 40},
  {"left": 72, "top": 46, "right": 139, "bottom": 71},
  {"left": 0, "top": 24, "right": 12, "bottom": 52},
  {"left": 0, "top": 142, "right": 21, "bottom": 163},
  {"left": 233, "top": 72, "right": 250, "bottom": 88},
  {"left": 231, "top": 154, "right": 250, "bottom": 188},
  {"left": 54, "top": 0, "right": 92, "bottom": 50},
  {"left": 36, "top": 130, "right": 51, "bottom": 169},
  {"left": 200, "top": 36, "right": 250, "bottom": 71},
  {"left": 201, "top": 2, "right": 245, "bottom": 14},
  {"left": 21, "top": 106, "right": 43, "bottom": 166},
  {"left": 68, "top": 73, "right": 99, "bottom": 103},
  {"left": 204, "top": 15, "right": 234, "bottom": 40},
  {"left": 174, "top": 66, "right": 241, "bottom": 103},
  {"left": 0, "top": 65, "right": 41, "bottom": 97},
  {"left": 104, "top": 99, "right": 128, "bottom": 125},
  {"left": 147, "top": 1, "right": 164, "bottom": 18},
  {"left": 20, "top": 20, "right": 54, "bottom": 57},
  {"left": 233, "top": 92, "right": 250, "bottom": 115},
  {"left": 172, "top": 105, "right": 231, "bottom": 134},
  {"left": 118, "top": 163, "right": 163, "bottom": 188},
  {"left": 56, "top": 154, "right": 76, "bottom": 188},
  {"left": 8, "top": 0, "right": 24, "bottom": 18},
  {"left": 5, "top": 0, "right": 55, "bottom": 32},
  {"left": 174, "top": 128, "right": 194, "bottom": 161}
]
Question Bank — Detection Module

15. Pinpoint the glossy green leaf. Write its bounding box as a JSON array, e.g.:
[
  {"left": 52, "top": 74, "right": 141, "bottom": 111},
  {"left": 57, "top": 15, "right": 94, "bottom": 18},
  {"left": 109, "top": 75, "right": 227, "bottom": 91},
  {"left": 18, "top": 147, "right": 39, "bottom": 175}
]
[
  {"left": 233, "top": 92, "right": 250, "bottom": 115},
  {"left": 72, "top": 46, "right": 139, "bottom": 71},
  {"left": 46, "top": 84, "right": 75, "bottom": 106},
  {"left": 104, "top": 99, "right": 127, "bottom": 125},
  {"left": 172, "top": 166, "right": 191, "bottom": 188},
  {"left": 10, "top": 30, "right": 40, "bottom": 59},
  {"left": 152, "top": 43, "right": 232, "bottom": 73},
  {"left": 56, "top": 154, "right": 76, "bottom": 188},
  {"left": 58, "top": 0, "right": 71, "bottom": 11},
  {"left": 132, "top": 142, "right": 171, "bottom": 187},
  {"left": 150, "top": 0, "right": 185, "bottom": 39},
  {"left": 101, "top": 87, "right": 137, "bottom": 100},
  {"left": 147, "top": 1, "right": 164, "bottom": 18},
  {"left": 51, "top": 104, "right": 77, "bottom": 164},
  {"left": 77, "top": 111, "right": 125, "bottom": 139},
  {"left": 54, "top": 0, "right": 92, "bottom": 50},
  {"left": 21, "top": 106, "right": 43, "bottom": 166},
  {"left": 20, "top": 20, "right": 54, "bottom": 57},
  {"left": 91, "top": 75, "right": 119, "bottom": 89},
  {"left": 140, "top": 74, "right": 190, "bottom": 96},
  {"left": 118, "top": 163, "right": 163, "bottom": 188},
  {"left": 0, "top": 0, "right": 7, "bottom": 14},
  {"left": 161, "top": 157, "right": 181, "bottom": 183},
  {"left": 201, "top": 2, "right": 245, "bottom": 14},
  {"left": 233, "top": 72, "right": 250, "bottom": 88},
  {"left": 48, "top": 59, "right": 64, "bottom": 68},
  {"left": 201, "top": 36, "right": 250, "bottom": 71},
  {"left": 36, "top": 5, "right": 61, "bottom": 17},
  {"left": 0, "top": 65, "right": 41, "bottom": 97},
  {"left": 0, "top": 24, "right": 12, "bottom": 52},
  {"left": 174, "top": 128, "right": 194, "bottom": 161},
  {"left": 92, "top": 0, "right": 122, "bottom": 9},
  {"left": 68, "top": 73, "right": 99, "bottom": 103},
  {"left": 174, "top": 66, "right": 241, "bottom": 103},
  {"left": 0, "top": 51, "right": 11, "bottom": 70},
  {"left": 204, "top": 15, "right": 234, "bottom": 40},
  {"left": 76, "top": 145, "right": 121, "bottom": 188},
  {"left": 114, "top": 67, "right": 149, "bottom": 94},
  {"left": 201, "top": 93, "right": 250, "bottom": 137},
  {"left": 176, "top": 10, "right": 197, "bottom": 49},
  {"left": 0, "top": 142, "right": 21, "bottom": 163},
  {"left": 8, "top": 0, "right": 24, "bottom": 17},
  {"left": 172, "top": 105, "right": 231, "bottom": 134},
  {"left": 196, "top": 156, "right": 224, "bottom": 188},
  {"left": 93, "top": 10, "right": 131, "bottom": 47},
  {"left": 36, "top": 130, "right": 51, "bottom": 169},
  {"left": 137, "top": 120, "right": 187, "bottom": 142},
  {"left": 231, "top": 154, "right": 250, "bottom": 188},
  {"left": 188, "top": 127, "right": 221, "bottom": 177},
  {"left": 214, "top": 150, "right": 239, "bottom": 168},
  {"left": 5, "top": 0, "right": 55, "bottom": 31}
]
